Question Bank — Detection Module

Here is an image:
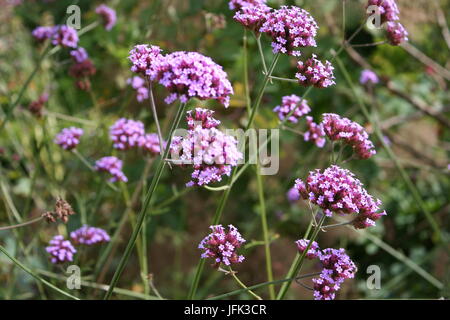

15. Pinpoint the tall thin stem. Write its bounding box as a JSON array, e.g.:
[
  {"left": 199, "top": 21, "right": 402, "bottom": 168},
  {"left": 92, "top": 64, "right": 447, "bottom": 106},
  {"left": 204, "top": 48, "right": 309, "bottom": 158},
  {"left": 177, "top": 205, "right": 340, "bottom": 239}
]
[
  {"left": 228, "top": 267, "right": 263, "bottom": 300},
  {"left": 147, "top": 81, "right": 165, "bottom": 155},
  {"left": 104, "top": 102, "right": 188, "bottom": 300}
]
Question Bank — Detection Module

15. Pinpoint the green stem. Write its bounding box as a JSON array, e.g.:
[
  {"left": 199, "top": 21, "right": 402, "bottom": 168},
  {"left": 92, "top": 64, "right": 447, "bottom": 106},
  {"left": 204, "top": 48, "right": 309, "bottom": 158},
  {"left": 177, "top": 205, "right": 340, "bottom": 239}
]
[
  {"left": 243, "top": 29, "right": 252, "bottom": 115},
  {"left": 147, "top": 81, "right": 165, "bottom": 155},
  {"left": 0, "top": 245, "right": 79, "bottom": 300},
  {"left": 276, "top": 215, "right": 326, "bottom": 300},
  {"left": 103, "top": 102, "right": 188, "bottom": 300},
  {"left": 228, "top": 267, "right": 263, "bottom": 300},
  {"left": 0, "top": 216, "right": 43, "bottom": 231},
  {"left": 255, "top": 34, "right": 268, "bottom": 77},
  {"left": 334, "top": 56, "right": 442, "bottom": 243}
]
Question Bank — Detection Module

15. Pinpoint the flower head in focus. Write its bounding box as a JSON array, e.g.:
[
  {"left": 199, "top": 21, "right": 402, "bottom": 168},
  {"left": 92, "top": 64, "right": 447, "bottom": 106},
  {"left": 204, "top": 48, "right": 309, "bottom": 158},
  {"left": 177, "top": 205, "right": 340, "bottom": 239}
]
[
  {"left": 296, "top": 54, "right": 335, "bottom": 88},
  {"left": 42, "top": 198, "right": 76, "bottom": 224},
  {"left": 46, "top": 235, "right": 77, "bottom": 264},
  {"left": 110, "top": 118, "right": 145, "bottom": 150},
  {"left": 199, "top": 224, "right": 246, "bottom": 268},
  {"left": 128, "top": 44, "right": 163, "bottom": 75},
  {"left": 273, "top": 94, "right": 311, "bottom": 123},
  {"left": 366, "top": 0, "right": 400, "bottom": 23},
  {"left": 54, "top": 127, "right": 84, "bottom": 150},
  {"left": 95, "top": 4, "right": 117, "bottom": 31},
  {"left": 304, "top": 116, "right": 326, "bottom": 148},
  {"left": 260, "top": 5, "right": 318, "bottom": 56},
  {"left": 71, "top": 225, "right": 110, "bottom": 245},
  {"left": 233, "top": 4, "right": 271, "bottom": 34},
  {"left": 295, "top": 239, "right": 320, "bottom": 259}
]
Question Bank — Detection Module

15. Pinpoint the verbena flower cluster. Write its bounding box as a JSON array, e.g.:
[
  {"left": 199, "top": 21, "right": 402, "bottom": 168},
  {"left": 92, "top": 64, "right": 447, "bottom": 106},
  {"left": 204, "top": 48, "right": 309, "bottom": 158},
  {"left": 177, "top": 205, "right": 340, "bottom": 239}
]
[
  {"left": 70, "top": 47, "right": 89, "bottom": 63},
  {"left": 95, "top": 4, "right": 117, "bottom": 31},
  {"left": 28, "top": 92, "right": 48, "bottom": 118},
  {"left": 127, "top": 76, "right": 149, "bottom": 102},
  {"left": 54, "top": 127, "right": 84, "bottom": 150},
  {"left": 260, "top": 6, "right": 318, "bottom": 56},
  {"left": 32, "top": 25, "right": 79, "bottom": 48},
  {"left": 140, "top": 133, "right": 164, "bottom": 155},
  {"left": 199, "top": 224, "right": 246, "bottom": 268},
  {"left": 273, "top": 94, "right": 311, "bottom": 123},
  {"left": 294, "top": 165, "right": 387, "bottom": 228},
  {"left": 46, "top": 235, "right": 77, "bottom": 264},
  {"left": 229, "top": 0, "right": 267, "bottom": 11},
  {"left": 304, "top": 116, "right": 326, "bottom": 148},
  {"left": 128, "top": 44, "right": 163, "bottom": 75},
  {"left": 287, "top": 186, "right": 300, "bottom": 203},
  {"left": 296, "top": 54, "right": 335, "bottom": 88},
  {"left": 95, "top": 156, "right": 128, "bottom": 183},
  {"left": 171, "top": 108, "right": 243, "bottom": 187},
  {"left": 321, "top": 113, "right": 376, "bottom": 159},
  {"left": 71, "top": 225, "right": 110, "bottom": 245},
  {"left": 295, "top": 239, "right": 320, "bottom": 259},
  {"left": 386, "top": 21, "right": 409, "bottom": 46},
  {"left": 110, "top": 118, "right": 146, "bottom": 150},
  {"left": 360, "top": 69, "right": 379, "bottom": 85},
  {"left": 233, "top": 4, "right": 271, "bottom": 34}
]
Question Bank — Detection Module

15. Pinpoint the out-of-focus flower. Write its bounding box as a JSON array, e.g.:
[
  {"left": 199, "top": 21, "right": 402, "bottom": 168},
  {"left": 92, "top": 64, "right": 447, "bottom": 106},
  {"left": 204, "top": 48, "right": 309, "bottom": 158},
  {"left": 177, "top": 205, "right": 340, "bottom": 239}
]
[
  {"left": 294, "top": 165, "right": 386, "bottom": 228},
  {"left": 95, "top": 4, "right": 117, "bottom": 31},
  {"left": 54, "top": 127, "right": 83, "bottom": 150},
  {"left": 295, "top": 239, "right": 320, "bottom": 259},
  {"left": 70, "top": 225, "right": 110, "bottom": 245},
  {"left": 42, "top": 198, "right": 76, "bottom": 224},
  {"left": 273, "top": 94, "right": 311, "bottom": 123},
  {"left": 170, "top": 108, "right": 242, "bottom": 187},
  {"left": 95, "top": 156, "right": 128, "bottom": 183},
  {"left": 128, "top": 44, "right": 163, "bottom": 75},
  {"left": 321, "top": 113, "right": 376, "bottom": 159},
  {"left": 304, "top": 116, "right": 326, "bottom": 148},
  {"left": 70, "top": 47, "right": 88, "bottom": 63},
  {"left": 296, "top": 54, "right": 335, "bottom": 88},
  {"left": 139, "top": 133, "right": 165, "bottom": 155},
  {"left": 260, "top": 5, "right": 318, "bottom": 56},
  {"left": 51, "top": 25, "right": 79, "bottom": 48},
  {"left": 109, "top": 118, "right": 145, "bottom": 150},
  {"left": 68, "top": 59, "right": 96, "bottom": 91},
  {"left": 359, "top": 69, "right": 379, "bottom": 85},
  {"left": 152, "top": 52, "right": 234, "bottom": 107},
  {"left": 199, "top": 224, "right": 246, "bottom": 268},
  {"left": 46, "top": 235, "right": 76, "bottom": 264},
  {"left": 287, "top": 186, "right": 300, "bottom": 203},
  {"left": 127, "top": 76, "right": 149, "bottom": 102},
  {"left": 32, "top": 26, "right": 54, "bottom": 42},
  {"left": 233, "top": 4, "right": 271, "bottom": 34},
  {"left": 229, "top": 0, "right": 267, "bottom": 11},
  {"left": 366, "top": 0, "right": 400, "bottom": 23},
  {"left": 386, "top": 21, "right": 408, "bottom": 46},
  {"left": 28, "top": 93, "right": 49, "bottom": 118}
]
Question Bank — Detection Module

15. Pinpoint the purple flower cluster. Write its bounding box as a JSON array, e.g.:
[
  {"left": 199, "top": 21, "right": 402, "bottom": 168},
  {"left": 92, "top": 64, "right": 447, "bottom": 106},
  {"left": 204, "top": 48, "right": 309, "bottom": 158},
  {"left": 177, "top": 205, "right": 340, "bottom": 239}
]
[
  {"left": 70, "top": 47, "right": 88, "bottom": 63},
  {"left": 294, "top": 165, "right": 387, "bottom": 228},
  {"left": 95, "top": 156, "right": 128, "bottom": 183},
  {"left": 367, "top": 0, "right": 399, "bottom": 23},
  {"left": 32, "top": 25, "right": 79, "bottom": 48},
  {"left": 386, "top": 21, "right": 408, "bottom": 45},
  {"left": 286, "top": 186, "right": 300, "bottom": 203},
  {"left": 54, "top": 127, "right": 84, "bottom": 150},
  {"left": 127, "top": 76, "right": 149, "bottom": 102},
  {"left": 46, "top": 235, "right": 77, "bottom": 264},
  {"left": 304, "top": 116, "right": 326, "bottom": 148},
  {"left": 199, "top": 224, "right": 246, "bottom": 268},
  {"left": 229, "top": 0, "right": 267, "bottom": 11},
  {"left": 128, "top": 44, "right": 163, "bottom": 75},
  {"left": 273, "top": 94, "right": 311, "bottom": 123},
  {"left": 233, "top": 4, "right": 271, "bottom": 34},
  {"left": 70, "top": 225, "right": 110, "bottom": 245},
  {"left": 171, "top": 108, "right": 243, "bottom": 187},
  {"left": 295, "top": 239, "right": 320, "bottom": 259},
  {"left": 360, "top": 69, "right": 379, "bottom": 85},
  {"left": 296, "top": 54, "right": 335, "bottom": 88},
  {"left": 140, "top": 133, "right": 164, "bottom": 155},
  {"left": 260, "top": 6, "right": 318, "bottom": 56},
  {"left": 322, "top": 113, "right": 376, "bottom": 159},
  {"left": 152, "top": 51, "right": 234, "bottom": 107},
  {"left": 110, "top": 118, "right": 146, "bottom": 150},
  {"left": 95, "top": 4, "right": 117, "bottom": 31}
]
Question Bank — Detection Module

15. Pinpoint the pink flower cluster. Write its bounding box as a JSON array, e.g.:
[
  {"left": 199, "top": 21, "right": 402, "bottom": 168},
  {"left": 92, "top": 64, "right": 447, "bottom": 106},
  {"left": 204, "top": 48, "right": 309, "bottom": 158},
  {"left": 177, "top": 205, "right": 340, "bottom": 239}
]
[
  {"left": 260, "top": 6, "right": 318, "bottom": 56},
  {"left": 386, "top": 21, "right": 408, "bottom": 45},
  {"left": 110, "top": 118, "right": 146, "bottom": 150},
  {"left": 171, "top": 108, "right": 242, "bottom": 187},
  {"left": 95, "top": 4, "right": 117, "bottom": 31},
  {"left": 233, "top": 4, "right": 271, "bottom": 34},
  {"left": 95, "top": 156, "right": 128, "bottom": 183},
  {"left": 294, "top": 165, "right": 387, "bottom": 228},
  {"left": 322, "top": 113, "right": 376, "bottom": 159},
  {"left": 199, "top": 224, "right": 246, "bottom": 268},
  {"left": 229, "top": 0, "right": 267, "bottom": 11},
  {"left": 32, "top": 25, "right": 79, "bottom": 48},
  {"left": 296, "top": 54, "right": 335, "bottom": 88},
  {"left": 367, "top": 0, "right": 399, "bottom": 23},
  {"left": 360, "top": 69, "right": 379, "bottom": 85},
  {"left": 70, "top": 225, "right": 110, "bottom": 245},
  {"left": 46, "top": 235, "right": 76, "bottom": 264},
  {"left": 304, "top": 116, "right": 326, "bottom": 148},
  {"left": 54, "top": 127, "right": 84, "bottom": 150},
  {"left": 295, "top": 239, "right": 320, "bottom": 259},
  {"left": 127, "top": 76, "right": 149, "bottom": 102},
  {"left": 70, "top": 47, "right": 88, "bottom": 63},
  {"left": 287, "top": 186, "right": 300, "bottom": 203},
  {"left": 128, "top": 44, "right": 163, "bottom": 75},
  {"left": 273, "top": 94, "right": 311, "bottom": 123}
]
